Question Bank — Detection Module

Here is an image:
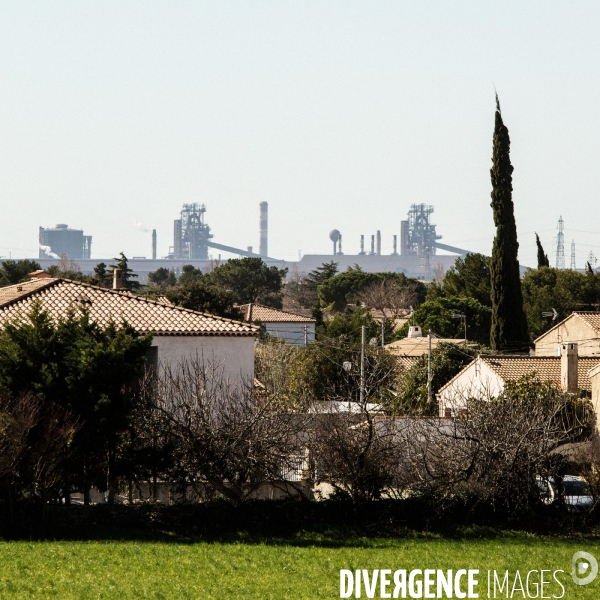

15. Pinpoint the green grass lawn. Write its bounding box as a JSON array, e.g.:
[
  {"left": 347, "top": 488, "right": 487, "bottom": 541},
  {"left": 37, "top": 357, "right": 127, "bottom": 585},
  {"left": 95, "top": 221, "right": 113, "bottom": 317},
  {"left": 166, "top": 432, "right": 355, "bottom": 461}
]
[{"left": 0, "top": 532, "right": 599, "bottom": 599}]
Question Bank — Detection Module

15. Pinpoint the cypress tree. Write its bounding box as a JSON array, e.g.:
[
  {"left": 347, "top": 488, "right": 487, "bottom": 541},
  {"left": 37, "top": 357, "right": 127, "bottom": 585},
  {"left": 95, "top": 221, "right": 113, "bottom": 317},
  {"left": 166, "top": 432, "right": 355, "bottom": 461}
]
[
  {"left": 489, "top": 96, "right": 529, "bottom": 351},
  {"left": 535, "top": 233, "right": 550, "bottom": 268}
]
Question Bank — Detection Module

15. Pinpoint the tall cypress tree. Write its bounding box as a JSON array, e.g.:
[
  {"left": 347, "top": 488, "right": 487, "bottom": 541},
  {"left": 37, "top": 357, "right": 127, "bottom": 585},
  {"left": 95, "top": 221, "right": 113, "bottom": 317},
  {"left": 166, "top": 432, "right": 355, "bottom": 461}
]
[
  {"left": 489, "top": 96, "right": 529, "bottom": 351},
  {"left": 535, "top": 233, "right": 550, "bottom": 268}
]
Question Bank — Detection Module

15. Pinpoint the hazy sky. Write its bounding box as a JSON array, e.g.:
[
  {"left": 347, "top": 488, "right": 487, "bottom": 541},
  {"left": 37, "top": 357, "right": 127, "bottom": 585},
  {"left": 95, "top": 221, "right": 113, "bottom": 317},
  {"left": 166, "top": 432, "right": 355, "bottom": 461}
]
[{"left": 1, "top": 1, "right": 599, "bottom": 268}]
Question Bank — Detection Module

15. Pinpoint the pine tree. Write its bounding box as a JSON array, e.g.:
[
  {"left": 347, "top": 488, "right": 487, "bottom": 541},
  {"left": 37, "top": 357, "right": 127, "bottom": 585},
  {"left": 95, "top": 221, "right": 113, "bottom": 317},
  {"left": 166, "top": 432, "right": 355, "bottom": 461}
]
[
  {"left": 489, "top": 96, "right": 529, "bottom": 351},
  {"left": 535, "top": 233, "right": 550, "bottom": 268}
]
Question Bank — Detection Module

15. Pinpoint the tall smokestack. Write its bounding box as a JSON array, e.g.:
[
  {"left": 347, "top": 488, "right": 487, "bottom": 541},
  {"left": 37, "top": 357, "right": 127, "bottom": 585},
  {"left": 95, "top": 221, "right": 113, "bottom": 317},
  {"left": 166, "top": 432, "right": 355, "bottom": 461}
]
[
  {"left": 338, "top": 234, "right": 342, "bottom": 255},
  {"left": 400, "top": 221, "right": 409, "bottom": 255},
  {"left": 259, "top": 202, "right": 268, "bottom": 257},
  {"left": 360, "top": 235, "right": 365, "bottom": 255},
  {"left": 376, "top": 230, "right": 381, "bottom": 255},
  {"left": 152, "top": 229, "right": 157, "bottom": 260},
  {"left": 393, "top": 235, "right": 397, "bottom": 255},
  {"left": 371, "top": 235, "right": 375, "bottom": 255}
]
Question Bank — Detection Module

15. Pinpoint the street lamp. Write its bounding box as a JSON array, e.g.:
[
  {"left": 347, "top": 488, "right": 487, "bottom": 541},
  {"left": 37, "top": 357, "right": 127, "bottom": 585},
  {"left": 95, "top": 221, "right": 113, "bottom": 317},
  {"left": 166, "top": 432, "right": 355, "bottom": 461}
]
[{"left": 451, "top": 313, "right": 467, "bottom": 345}]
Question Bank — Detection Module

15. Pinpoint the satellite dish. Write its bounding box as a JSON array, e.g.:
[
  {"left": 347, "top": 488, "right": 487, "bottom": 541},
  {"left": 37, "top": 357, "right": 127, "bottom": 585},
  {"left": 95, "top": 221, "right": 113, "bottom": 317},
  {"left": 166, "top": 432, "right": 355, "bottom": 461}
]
[
  {"left": 369, "top": 337, "right": 378, "bottom": 345},
  {"left": 342, "top": 361, "right": 353, "bottom": 372}
]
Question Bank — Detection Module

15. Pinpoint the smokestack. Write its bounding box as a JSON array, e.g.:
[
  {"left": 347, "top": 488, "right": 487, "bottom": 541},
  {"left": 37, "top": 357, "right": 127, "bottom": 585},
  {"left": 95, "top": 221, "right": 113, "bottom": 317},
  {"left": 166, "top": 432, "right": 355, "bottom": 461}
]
[
  {"left": 152, "top": 229, "right": 157, "bottom": 260},
  {"left": 360, "top": 235, "right": 365, "bottom": 255},
  {"left": 401, "top": 220, "right": 409, "bottom": 255},
  {"left": 376, "top": 230, "right": 381, "bottom": 255},
  {"left": 370, "top": 235, "right": 375, "bottom": 255},
  {"left": 259, "top": 202, "right": 268, "bottom": 257},
  {"left": 174, "top": 219, "right": 182, "bottom": 259},
  {"left": 393, "top": 235, "right": 397, "bottom": 255},
  {"left": 338, "top": 234, "right": 342, "bottom": 255},
  {"left": 561, "top": 343, "right": 578, "bottom": 392},
  {"left": 113, "top": 268, "right": 123, "bottom": 290},
  {"left": 247, "top": 246, "right": 253, "bottom": 253}
]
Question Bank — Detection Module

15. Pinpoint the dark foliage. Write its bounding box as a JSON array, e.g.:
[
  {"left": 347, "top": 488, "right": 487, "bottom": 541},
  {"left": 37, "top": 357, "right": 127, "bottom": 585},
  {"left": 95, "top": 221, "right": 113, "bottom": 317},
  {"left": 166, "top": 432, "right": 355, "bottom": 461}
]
[
  {"left": 108, "top": 253, "right": 140, "bottom": 290},
  {"left": 209, "top": 257, "right": 288, "bottom": 308},
  {"left": 489, "top": 96, "right": 529, "bottom": 351},
  {"left": 164, "top": 280, "right": 241, "bottom": 320},
  {"left": 536, "top": 234, "right": 550, "bottom": 269},
  {"left": 0, "top": 259, "right": 41, "bottom": 286}
]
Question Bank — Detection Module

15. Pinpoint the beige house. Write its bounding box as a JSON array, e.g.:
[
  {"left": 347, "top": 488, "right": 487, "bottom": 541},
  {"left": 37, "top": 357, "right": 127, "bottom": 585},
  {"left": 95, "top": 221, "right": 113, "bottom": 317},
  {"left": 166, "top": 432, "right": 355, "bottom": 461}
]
[
  {"left": 0, "top": 276, "right": 258, "bottom": 383},
  {"left": 534, "top": 312, "right": 600, "bottom": 357},
  {"left": 437, "top": 343, "right": 597, "bottom": 417},
  {"left": 239, "top": 303, "right": 315, "bottom": 345}
]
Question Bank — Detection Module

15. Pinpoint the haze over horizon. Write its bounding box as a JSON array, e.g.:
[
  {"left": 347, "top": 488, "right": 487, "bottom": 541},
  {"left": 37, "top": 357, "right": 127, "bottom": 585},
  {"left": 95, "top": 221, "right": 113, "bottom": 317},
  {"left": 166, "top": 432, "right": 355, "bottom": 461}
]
[{"left": 1, "top": 2, "right": 599, "bottom": 269}]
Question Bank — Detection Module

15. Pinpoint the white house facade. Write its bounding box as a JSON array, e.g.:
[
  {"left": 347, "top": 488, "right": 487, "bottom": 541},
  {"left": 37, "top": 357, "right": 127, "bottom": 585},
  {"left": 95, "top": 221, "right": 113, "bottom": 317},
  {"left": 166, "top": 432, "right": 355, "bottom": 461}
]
[{"left": 0, "top": 276, "right": 258, "bottom": 383}]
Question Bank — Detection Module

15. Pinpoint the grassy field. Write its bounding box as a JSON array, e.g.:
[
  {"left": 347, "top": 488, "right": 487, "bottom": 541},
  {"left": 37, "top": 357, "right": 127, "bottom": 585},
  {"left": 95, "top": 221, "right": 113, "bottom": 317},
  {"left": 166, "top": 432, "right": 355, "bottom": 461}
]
[{"left": 0, "top": 532, "right": 599, "bottom": 599}]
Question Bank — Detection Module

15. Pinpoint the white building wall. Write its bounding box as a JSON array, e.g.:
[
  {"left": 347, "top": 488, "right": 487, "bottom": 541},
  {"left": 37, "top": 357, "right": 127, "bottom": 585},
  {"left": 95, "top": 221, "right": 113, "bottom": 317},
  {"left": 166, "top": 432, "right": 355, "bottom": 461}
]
[
  {"left": 535, "top": 318, "right": 599, "bottom": 357},
  {"left": 151, "top": 335, "right": 255, "bottom": 383},
  {"left": 437, "top": 358, "right": 505, "bottom": 416},
  {"left": 264, "top": 322, "right": 315, "bottom": 345}
]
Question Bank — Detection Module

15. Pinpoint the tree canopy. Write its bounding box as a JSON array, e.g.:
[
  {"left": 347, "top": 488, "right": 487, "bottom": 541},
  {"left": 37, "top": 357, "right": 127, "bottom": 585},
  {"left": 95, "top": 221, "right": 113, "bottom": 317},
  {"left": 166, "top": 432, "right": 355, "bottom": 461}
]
[
  {"left": 489, "top": 96, "right": 529, "bottom": 351},
  {"left": 0, "top": 259, "right": 41, "bottom": 286},
  {"left": 209, "top": 257, "right": 287, "bottom": 307},
  {"left": 0, "top": 302, "right": 152, "bottom": 502}
]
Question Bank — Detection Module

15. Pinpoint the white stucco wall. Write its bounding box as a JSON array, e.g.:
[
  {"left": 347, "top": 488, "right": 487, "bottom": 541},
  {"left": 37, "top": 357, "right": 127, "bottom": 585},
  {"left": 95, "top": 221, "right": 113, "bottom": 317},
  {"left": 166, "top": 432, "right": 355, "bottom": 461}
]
[
  {"left": 151, "top": 335, "right": 255, "bottom": 384},
  {"left": 437, "top": 358, "right": 505, "bottom": 417},
  {"left": 535, "top": 318, "right": 600, "bottom": 357},
  {"left": 265, "top": 322, "right": 315, "bottom": 345}
]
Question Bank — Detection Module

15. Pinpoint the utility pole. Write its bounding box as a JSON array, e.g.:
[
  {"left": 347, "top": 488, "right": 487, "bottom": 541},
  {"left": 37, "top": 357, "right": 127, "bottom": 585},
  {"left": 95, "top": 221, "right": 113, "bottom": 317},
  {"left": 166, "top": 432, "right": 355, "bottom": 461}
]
[
  {"left": 427, "top": 329, "right": 432, "bottom": 404},
  {"left": 381, "top": 319, "right": 385, "bottom": 348},
  {"left": 360, "top": 325, "right": 365, "bottom": 406},
  {"left": 303, "top": 325, "right": 308, "bottom": 346}
]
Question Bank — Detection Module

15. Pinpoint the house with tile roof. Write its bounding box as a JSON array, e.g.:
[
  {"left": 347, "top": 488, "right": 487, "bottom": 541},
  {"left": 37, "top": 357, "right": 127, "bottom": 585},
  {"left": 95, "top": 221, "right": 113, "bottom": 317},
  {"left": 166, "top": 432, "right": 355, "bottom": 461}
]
[
  {"left": 0, "top": 276, "right": 259, "bottom": 383},
  {"left": 437, "top": 343, "right": 598, "bottom": 417},
  {"left": 534, "top": 312, "right": 600, "bottom": 357},
  {"left": 239, "top": 303, "right": 315, "bottom": 345}
]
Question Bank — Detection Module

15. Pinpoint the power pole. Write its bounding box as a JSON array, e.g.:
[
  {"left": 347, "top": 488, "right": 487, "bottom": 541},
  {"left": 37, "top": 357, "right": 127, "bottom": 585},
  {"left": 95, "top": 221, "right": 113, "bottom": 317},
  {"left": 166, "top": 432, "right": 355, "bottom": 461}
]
[
  {"left": 381, "top": 319, "right": 385, "bottom": 348},
  {"left": 360, "top": 325, "right": 365, "bottom": 406},
  {"left": 303, "top": 325, "right": 308, "bottom": 346},
  {"left": 556, "top": 216, "right": 565, "bottom": 269},
  {"left": 427, "top": 329, "right": 432, "bottom": 404}
]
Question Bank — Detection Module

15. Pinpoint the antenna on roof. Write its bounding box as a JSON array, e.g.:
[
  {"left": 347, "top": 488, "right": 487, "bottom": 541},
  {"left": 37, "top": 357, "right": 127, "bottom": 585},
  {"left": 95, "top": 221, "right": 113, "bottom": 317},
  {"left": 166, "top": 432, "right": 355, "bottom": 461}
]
[{"left": 541, "top": 308, "right": 559, "bottom": 321}]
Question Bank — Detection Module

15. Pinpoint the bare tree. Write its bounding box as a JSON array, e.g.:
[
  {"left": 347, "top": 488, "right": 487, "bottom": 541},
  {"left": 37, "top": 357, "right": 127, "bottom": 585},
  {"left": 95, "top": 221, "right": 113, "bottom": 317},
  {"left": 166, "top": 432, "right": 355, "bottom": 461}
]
[
  {"left": 307, "top": 348, "right": 410, "bottom": 502},
  {"left": 0, "top": 393, "right": 78, "bottom": 506},
  {"left": 283, "top": 265, "right": 316, "bottom": 309},
  {"left": 136, "top": 357, "right": 307, "bottom": 503},
  {"left": 354, "top": 279, "right": 418, "bottom": 319},
  {"left": 407, "top": 376, "right": 593, "bottom": 515}
]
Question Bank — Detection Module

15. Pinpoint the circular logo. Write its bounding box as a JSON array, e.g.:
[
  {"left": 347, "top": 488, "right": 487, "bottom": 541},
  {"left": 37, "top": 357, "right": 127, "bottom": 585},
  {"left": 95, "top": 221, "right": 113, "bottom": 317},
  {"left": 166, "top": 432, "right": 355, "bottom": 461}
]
[{"left": 572, "top": 551, "right": 598, "bottom": 586}]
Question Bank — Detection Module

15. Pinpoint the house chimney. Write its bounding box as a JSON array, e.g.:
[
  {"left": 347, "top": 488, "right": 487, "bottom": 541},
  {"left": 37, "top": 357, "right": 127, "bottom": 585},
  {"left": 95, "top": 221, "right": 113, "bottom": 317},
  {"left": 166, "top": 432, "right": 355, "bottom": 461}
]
[
  {"left": 113, "top": 268, "right": 124, "bottom": 290},
  {"left": 561, "top": 342, "right": 578, "bottom": 392}
]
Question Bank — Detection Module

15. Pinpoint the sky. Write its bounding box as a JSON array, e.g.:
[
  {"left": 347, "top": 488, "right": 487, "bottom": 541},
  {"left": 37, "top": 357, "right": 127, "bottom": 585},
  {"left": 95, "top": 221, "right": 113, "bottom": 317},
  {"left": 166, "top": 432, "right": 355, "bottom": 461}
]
[{"left": 1, "top": 1, "right": 599, "bottom": 268}]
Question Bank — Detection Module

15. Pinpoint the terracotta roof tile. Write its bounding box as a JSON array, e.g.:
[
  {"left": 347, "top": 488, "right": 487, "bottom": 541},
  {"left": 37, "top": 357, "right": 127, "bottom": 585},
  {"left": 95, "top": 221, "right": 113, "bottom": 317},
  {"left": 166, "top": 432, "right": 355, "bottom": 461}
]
[
  {"left": 0, "top": 279, "right": 258, "bottom": 337},
  {"left": 386, "top": 337, "right": 466, "bottom": 357},
  {"left": 482, "top": 355, "right": 597, "bottom": 391},
  {"left": 239, "top": 303, "right": 316, "bottom": 323}
]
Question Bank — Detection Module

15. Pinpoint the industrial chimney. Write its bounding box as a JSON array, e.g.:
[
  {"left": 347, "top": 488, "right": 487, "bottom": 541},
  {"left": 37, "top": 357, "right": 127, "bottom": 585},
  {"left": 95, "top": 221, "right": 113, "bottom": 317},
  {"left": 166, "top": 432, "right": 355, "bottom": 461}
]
[
  {"left": 152, "top": 229, "right": 157, "bottom": 260},
  {"left": 376, "top": 230, "right": 381, "bottom": 255},
  {"left": 259, "top": 202, "right": 268, "bottom": 257},
  {"left": 370, "top": 235, "right": 375, "bottom": 255},
  {"left": 393, "top": 235, "right": 398, "bottom": 255},
  {"left": 360, "top": 235, "right": 365, "bottom": 255}
]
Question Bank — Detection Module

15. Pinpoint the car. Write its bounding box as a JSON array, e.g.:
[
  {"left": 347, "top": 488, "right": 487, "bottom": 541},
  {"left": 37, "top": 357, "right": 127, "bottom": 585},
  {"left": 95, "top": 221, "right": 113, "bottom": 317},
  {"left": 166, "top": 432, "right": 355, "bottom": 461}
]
[{"left": 536, "top": 475, "right": 594, "bottom": 513}]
